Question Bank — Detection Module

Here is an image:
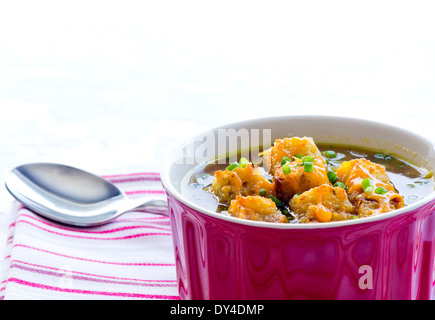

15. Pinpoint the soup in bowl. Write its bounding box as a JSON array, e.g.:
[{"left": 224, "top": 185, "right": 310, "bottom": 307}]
[{"left": 161, "top": 116, "right": 435, "bottom": 300}]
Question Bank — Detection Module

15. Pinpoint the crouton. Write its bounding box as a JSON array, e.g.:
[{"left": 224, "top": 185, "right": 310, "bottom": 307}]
[
  {"left": 274, "top": 156, "right": 330, "bottom": 203},
  {"left": 210, "top": 163, "right": 275, "bottom": 205},
  {"left": 289, "top": 185, "right": 355, "bottom": 222},
  {"left": 228, "top": 195, "right": 288, "bottom": 223},
  {"left": 262, "top": 136, "right": 322, "bottom": 174},
  {"left": 336, "top": 158, "right": 405, "bottom": 217}
]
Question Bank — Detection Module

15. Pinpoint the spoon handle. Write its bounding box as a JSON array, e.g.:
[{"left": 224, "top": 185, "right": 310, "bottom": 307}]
[{"left": 126, "top": 197, "right": 169, "bottom": 216}]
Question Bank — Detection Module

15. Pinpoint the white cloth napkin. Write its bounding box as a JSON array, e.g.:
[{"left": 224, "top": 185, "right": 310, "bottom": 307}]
[{"left": 0, "top": 172, "right": 179, "bottom": 300}]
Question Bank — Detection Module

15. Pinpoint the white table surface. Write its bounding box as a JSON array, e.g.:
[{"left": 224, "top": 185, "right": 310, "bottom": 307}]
[{"left": 1, "top": 1, "right": 435, "bottom": 264}]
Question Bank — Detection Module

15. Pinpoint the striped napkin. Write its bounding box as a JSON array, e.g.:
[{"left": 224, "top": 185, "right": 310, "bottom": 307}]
[{"left": 0, "top": 172, "right": 179, "bottom": 300}]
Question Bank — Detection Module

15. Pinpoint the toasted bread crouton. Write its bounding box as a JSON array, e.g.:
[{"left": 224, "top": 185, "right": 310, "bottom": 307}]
[
  {"left": 211, "top": 163, "right": 275, "bottom": 205},
  {"left": 274, "top": 156, "right": 330, "bottom": 203},
  {"left": 228, "top": 195, "right": 288, "bottom": 223},
  {"left": 290, "top": 185, "right": 355, "bottom": 222},
  {"left": 262, "top": 136, "right": 322, "bottom": 174},
  {"left": 336, "top": 158, "right": 405, "bottom": 217}
]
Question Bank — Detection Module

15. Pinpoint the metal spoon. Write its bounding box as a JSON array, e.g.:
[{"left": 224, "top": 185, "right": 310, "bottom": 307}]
[{"left": 4, "top": 162, "right": 168, "bottom": 227}]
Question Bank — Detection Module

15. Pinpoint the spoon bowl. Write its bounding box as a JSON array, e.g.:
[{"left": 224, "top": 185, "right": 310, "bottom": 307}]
[{"left": 5, "top": 163, "right": 168, "bottom": 227}]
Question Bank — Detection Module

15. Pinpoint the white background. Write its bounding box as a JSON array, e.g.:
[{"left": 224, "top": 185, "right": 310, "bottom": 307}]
[{"left": 1, "top": 1, "right": 435, "bottom": 257}]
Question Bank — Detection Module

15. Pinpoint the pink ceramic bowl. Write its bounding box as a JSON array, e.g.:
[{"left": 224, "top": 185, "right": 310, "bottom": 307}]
[{"left": 161, "top": 116, "right": 435, "bottom": 300}]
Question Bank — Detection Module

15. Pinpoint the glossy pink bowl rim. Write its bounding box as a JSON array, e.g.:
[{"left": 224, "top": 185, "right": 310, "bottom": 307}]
[{"left": 161, "top": 115, "right": 435, "bottom": 229}]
